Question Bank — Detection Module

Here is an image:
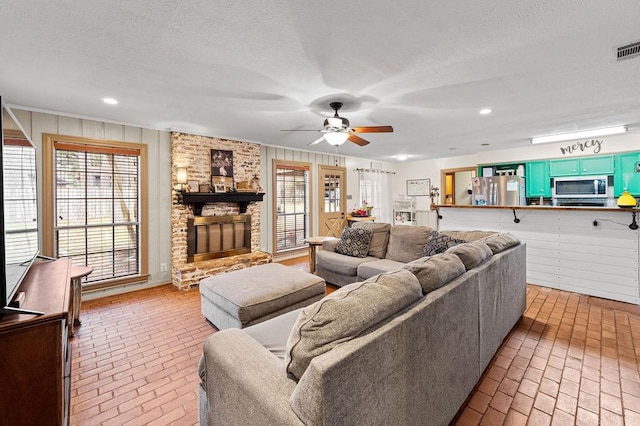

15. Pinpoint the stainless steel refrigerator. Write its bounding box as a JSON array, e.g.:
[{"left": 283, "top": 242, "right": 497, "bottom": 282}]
[{"left": 471, "top": 176, "right": 526, "bottom": 206}]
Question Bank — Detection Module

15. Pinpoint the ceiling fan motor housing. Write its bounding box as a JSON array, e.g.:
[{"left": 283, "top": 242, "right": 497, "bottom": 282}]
[{"left": 324, "top": 116, "right": 350, "bottom": 130}]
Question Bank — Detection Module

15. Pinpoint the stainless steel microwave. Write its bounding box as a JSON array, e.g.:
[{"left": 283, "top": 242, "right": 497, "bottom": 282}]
[{"left": 553, "top": 176, "right": 608, "bottom": 198}]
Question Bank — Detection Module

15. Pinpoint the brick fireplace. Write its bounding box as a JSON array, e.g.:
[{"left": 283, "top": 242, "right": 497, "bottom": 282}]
[{"left": 171, "top": 132, "right": 271, "bottom": 290}]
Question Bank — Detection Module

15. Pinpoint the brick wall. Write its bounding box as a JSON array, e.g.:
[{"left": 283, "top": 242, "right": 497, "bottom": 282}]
[{"left": 170, "top": 132, "right": 270, "bottom": 290}]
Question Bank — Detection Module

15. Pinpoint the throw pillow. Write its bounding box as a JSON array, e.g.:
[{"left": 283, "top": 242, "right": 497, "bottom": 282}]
[
  {"left": 385, "top": 225, "right": 433, "bottom": 263},
  {"left": 334, "top": 227, "right": 373, "bottom": 258},
  {"left": 352, "top": 222, "right": 391, "bottom": 258},
  {"left": 285, "top": 269, "right": 422, "bottom": 380},
  {"left": 423, "top": 230, "right": 466, "bottom": 256}
]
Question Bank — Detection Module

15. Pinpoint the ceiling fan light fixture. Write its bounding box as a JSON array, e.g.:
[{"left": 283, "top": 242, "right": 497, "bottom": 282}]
[
  {"left": 324, "top": 132, "right": 349, "bottom": 146},
  {"left": 530, "top": 125, "right": 627, "bottom": 144},
  {"left": 326, "top": 117, "right": 347, "bottom": 129}
]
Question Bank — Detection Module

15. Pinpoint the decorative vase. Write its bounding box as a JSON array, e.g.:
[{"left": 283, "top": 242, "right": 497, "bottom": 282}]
[
  {"left": 617, "top": 190, "right": 637, "bottom": 208},
  {"left": 250, "top": 174, "right": 260, "bottom": 191}
]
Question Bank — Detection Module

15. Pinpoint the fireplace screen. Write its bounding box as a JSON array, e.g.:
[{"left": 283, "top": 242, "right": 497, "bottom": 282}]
[{"left": 187, "top": 214, "right": 251, "bottom": 262}]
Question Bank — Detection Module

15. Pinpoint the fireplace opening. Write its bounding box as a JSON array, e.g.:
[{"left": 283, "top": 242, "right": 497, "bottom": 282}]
[{"left": 187, "top": 214, "right": 251, "bottom": 262}]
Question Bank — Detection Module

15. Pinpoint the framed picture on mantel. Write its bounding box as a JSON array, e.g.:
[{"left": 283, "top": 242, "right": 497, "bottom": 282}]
[{"left": 407, "top": 178, "right": 430, "bottom": 196}]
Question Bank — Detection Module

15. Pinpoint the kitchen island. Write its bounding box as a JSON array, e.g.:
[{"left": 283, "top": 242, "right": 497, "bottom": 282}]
[{"left": 435, "top": 205, "right": 639, "bottom": 304}]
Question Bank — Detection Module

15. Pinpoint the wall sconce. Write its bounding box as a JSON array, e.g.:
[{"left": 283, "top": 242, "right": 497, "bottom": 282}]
[{"left": 176, "top": 167, "right": 188, "bottom": 191}]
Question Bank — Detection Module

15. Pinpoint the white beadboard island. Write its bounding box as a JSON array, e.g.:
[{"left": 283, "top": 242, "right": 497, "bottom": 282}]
[{"left": 436, "top": 205, "right": 640, "bottom": 304}]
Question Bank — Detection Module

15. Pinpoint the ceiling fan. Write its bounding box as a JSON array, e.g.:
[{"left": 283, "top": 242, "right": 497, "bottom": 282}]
[{"left": 281, "top": 102, "right": 393, "bottom": 146}]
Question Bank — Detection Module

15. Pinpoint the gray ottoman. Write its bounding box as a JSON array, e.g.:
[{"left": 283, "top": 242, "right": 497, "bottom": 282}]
[{"left": 199, "top": 263, "right": 326, "bottom": 329}]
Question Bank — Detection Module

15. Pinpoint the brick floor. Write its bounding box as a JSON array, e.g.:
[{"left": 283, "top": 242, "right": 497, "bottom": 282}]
[
  {"left": 70, "top": 259, "right": 640, "bottom": 425},
  {"left": 70, "top": 285, "right": 207, "bottom": 426},
  {"left": 456, "top": 285, "right": 640, "bottom": 426}
]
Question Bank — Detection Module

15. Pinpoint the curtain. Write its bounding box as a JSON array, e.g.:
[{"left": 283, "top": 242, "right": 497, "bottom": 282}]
[{"left": 358, "top": 170, "right": 393, "bottom": 224}]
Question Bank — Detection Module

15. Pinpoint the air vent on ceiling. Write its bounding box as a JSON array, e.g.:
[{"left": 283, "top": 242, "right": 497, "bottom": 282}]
[{"left": 616, "top": 40, "right": 640, "bottom": 61}]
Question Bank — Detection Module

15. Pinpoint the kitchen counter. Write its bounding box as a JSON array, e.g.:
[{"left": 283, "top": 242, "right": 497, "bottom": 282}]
[
  {"left": 435, "top": 204, "right": 639, "bottom": 212},
  {"left": 434, "top": 204, "right": 639, "bottom": 304}
]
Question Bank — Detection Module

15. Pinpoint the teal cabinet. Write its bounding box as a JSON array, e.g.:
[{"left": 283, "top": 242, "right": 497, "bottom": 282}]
[
  {"left": 580, "top": 156, "right": 614, "bottom": 175},
  {"left": 549, "top": 155, "right": 614, "bottom": 176},
  {"left": 478, "top": 163, "right": 525, "bottom": 177},
  {"left": 549, "top": 159, "right": 579, "bottom": 176},
  {"left": 614, "top": 152, "right": 640, "bottom": 196},
  {"left": 525, "top": 161, "right": 551, "bottom": 197}
]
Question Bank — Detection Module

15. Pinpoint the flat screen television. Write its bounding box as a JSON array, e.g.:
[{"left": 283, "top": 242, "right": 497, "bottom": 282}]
[{"left": 0, "top": 99, "right": 42, "bottom": 315}]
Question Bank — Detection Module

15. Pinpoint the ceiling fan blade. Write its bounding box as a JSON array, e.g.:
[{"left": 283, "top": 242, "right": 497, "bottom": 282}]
[
  {"left": 351, "top": 126, "right": 394, "bottom": 133},
  {"left": 348, "top": 134, "right": 370, "bottom": 146},
  {"left": 308, "top": 136, "right": 326, "bottom": 146},
  {"left": 281, "top": 129, "right": 322, "bottom": 132}
]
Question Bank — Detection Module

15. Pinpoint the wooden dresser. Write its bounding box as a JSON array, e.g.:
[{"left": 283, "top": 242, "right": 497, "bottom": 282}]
[{"left": 0, "top": 258, "right": 72, "bottom": 426}]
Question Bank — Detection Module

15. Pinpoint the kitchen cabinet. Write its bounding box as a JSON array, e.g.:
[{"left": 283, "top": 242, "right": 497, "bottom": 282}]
[
  {"left": 549, "top": 155, "right": 614, "bottom": 176},
  {"left": 614, "top": 152, "right": 640, "bottom": 196},
  {"left": 478, "top": 162, "right": 524, "bottom": 177},
  {"left": 581, "top": 156, "right": 615, "bottom": 175},
  {"left": 525, "top": 160, "right": 551, "bottom": 198}
]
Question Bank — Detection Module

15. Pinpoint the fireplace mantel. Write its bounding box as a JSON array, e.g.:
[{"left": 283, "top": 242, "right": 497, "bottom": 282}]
[{"left": 178, "top": 191, "right": 265, "bottom": 215}]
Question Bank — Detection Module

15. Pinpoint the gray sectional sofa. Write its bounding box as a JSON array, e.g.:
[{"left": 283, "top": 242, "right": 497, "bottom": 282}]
[
  {"left": 198, "top": 229, "right": 526, "bottom": 425},
  {"left": 316, "top": 223, "right": 496, "bottom": 287}
]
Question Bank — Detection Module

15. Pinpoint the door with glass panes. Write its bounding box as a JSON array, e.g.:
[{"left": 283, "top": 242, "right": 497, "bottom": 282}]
[{"left": 318, "top": 165, "right": 346, "bottom": 237}]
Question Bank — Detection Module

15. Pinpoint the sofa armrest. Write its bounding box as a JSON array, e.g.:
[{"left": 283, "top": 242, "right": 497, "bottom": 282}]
[
  {"left": 322, "top": 238, "right": 340, "bottom": 252},
  {"left": 200, "top": 329, "right": 303, "bottom": 426}
]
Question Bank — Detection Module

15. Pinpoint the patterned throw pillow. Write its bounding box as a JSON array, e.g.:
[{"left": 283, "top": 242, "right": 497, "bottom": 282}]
[
  {"left": 334, "top": 227, "right": 373, "bottom": 258},
  {"left": 423, "top": 230, "right": 466, "bottom": 256}
]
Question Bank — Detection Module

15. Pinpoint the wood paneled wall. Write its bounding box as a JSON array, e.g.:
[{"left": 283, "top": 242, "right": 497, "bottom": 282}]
[
  {"left": 439, "top": 208, "right": 640, "bottom": 304},
  {"left": 11, "top": 109, "right": 172, "bottom": 296},
  {"left": 260, "top": 145, "right": 346, "bottom": 253}
]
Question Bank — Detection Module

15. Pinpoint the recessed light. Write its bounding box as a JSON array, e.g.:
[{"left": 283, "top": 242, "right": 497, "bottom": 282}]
[
  {"left": 481, "top": 143, "right": 490, "bottom": 146},
  {"left": 102, "top": 97, "right": 119, "bottom": 105},
  {"left": 396, "top": 154, "right": 409, "bottom": 161},
  {"left": 479, "top": 108, "right": 492, "bottom": 115}
]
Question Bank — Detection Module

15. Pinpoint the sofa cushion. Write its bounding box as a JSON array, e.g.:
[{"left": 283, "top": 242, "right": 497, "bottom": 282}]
[
  {"left": 352, "top": 222, "right": 391, "bottom": 258},
  {"left": 334, "top": 227, "right": 373, "bottom": 258},
  {"left": 316, "top": 250, "right": 377, "bottom": 276},
  {"left": 445, "top": 241, "right": 493, "bottom": 270},
  {"left": 285, "top": 269, "right": 422, "bottom": 380},
  {"left": 402, "top": 253, "right": 466, "bottom": 294},
  {"left": 243, "top": 308, "right": 303, "bottom": 361},
  {"left": 478, "top": 233, "right": 520, "bottom": 254},
  {"left": 423, "top": 230, "right": 466, "bottom": 256},
  {"left": 441, "top": 230, "right": 497, "bottom": 242},
  {"left": 385, "top": 225, "right": 433, "bottom": 263},
  {"left": 357, "top": 258, "right": 406, "bottom": 280}
]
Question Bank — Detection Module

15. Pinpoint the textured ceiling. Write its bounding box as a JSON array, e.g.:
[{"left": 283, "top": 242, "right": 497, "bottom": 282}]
[{"left": 1, "top": 1, "right": 640, "bottom": 161}]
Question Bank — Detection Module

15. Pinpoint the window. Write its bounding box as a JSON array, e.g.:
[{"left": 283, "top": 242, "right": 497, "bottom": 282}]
[
  {"left": 43, "top": 135, "right": 148, "bottom": 289},
  {"left": 358, "top": 169, "right": 394, "bottom": 223},
  {"left": 273, "top": 161, "right": 311, "bottom": 253}
]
